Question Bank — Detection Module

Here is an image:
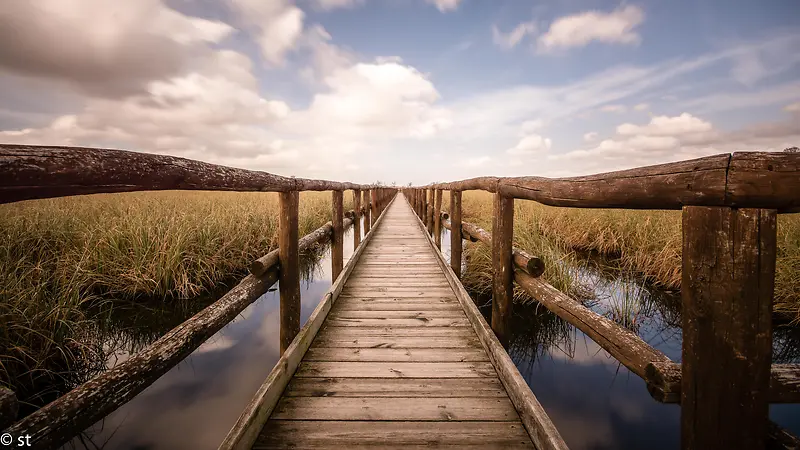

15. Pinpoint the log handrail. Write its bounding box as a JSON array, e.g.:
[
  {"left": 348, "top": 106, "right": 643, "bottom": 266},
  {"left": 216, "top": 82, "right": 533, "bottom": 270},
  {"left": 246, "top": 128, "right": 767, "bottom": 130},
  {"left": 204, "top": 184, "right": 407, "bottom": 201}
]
[
  {"left": 417, "top": 152, "right": 800, "bottom": 213},
  {"left": 0, "top": 144, "right": 381, "bottom": 204}
]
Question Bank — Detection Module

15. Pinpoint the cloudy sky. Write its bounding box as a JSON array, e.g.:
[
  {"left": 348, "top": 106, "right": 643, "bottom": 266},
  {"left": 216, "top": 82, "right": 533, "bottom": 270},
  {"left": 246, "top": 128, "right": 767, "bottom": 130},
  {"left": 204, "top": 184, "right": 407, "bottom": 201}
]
[{"left": 1, "top": 0, "right": 798, "bottom": 184}]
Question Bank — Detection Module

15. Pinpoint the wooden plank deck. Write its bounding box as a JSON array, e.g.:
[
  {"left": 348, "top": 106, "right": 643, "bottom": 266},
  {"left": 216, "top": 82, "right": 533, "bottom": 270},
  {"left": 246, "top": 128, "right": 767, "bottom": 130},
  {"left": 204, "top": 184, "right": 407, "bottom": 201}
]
[{"left": 253, "top": 196, "right": 535, "bottom": 449}]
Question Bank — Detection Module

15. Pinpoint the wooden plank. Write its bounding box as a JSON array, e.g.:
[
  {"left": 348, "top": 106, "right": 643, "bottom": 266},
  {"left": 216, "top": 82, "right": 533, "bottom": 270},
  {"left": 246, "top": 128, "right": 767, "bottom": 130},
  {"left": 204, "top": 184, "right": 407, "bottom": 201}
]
[
  {"left": 333, "top": 303, "right": 463, "bottom": 312},
  {"left": 371, "top": 189, "right": 378, "bottom": 227},
  {"left": 303, "top": 347, "right": 489, "bottom": 362},
  {"left": 317, "top": 326, "right": 487, "bottom": 338},
  {"left": 435, "top": 188, "right": 443, "bottom": 248},
  {"left": 329, "top": 310, "right": 466, "bottom": 319},
  {"left": 0, "top": 387, "right": 18, "bottom": 430},
  {"left": 283, "top": 378, "right": 506, "bottom": 397},
  {"left": 255, "top": 421, "right": 534, "bottom": 449},
  {"left": 323, "top": 317, "right": 471, "bottom": 327},
  {"left": 294, "top": 362, "right": 498, "bottom": 378},
  {"left": 681, "top": 206, "right": 776, "bottom": 450},
  {"left": 270, "top": 397, "right": 518, "bottom": 421},
  {"left": 310, "top": 336, "right": 483, "bottom": 348},
  {"left": 363, "top": 189, "right": 371, "bottom": 234},
  {"left": 218, "top": 194, "right": 399, "bottom": 450}
]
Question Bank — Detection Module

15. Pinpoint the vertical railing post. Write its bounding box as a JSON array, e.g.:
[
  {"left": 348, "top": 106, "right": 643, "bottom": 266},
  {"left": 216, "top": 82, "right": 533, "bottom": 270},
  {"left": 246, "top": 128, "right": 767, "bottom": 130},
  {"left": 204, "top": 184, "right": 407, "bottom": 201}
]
[
  {"left": 363, "top": 189, "right": 371, "bottom": 235},
  {"left": 353, "top": 189, "right": 361, "bottom": 249},
  {"left": 422, "top": 189, "right": 428, "bottom": 226},
  {"left": 332, "top": 190, "right": 344, "bottom": 282},
  {"left": 450, "top": 190, "right": 462, "bottom": 278},
  {"left": 371, "top": 189, "right": 378, "bottom": 227},
  {"left": 426, "top": 188, "right": 434, "bottom": 235},
  {"left": 681, "top": 207, "right": 776, "bottom": 450},
  {"left": 278, "top": 190, "right": 300, "bottom": 355},
  {"left": 434, "top": 189, "right": 443, "bottom": 249},
  {"left": 491, "top": 192, "right": 514, "bottom": 349}
]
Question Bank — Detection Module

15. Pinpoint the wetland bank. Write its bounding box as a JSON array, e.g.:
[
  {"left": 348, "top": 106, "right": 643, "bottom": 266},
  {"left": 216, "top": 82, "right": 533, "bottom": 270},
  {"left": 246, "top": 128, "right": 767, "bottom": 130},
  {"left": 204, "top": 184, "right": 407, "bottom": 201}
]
[{"left": 2, "top": 189, "right": 800, "bottom": 450}]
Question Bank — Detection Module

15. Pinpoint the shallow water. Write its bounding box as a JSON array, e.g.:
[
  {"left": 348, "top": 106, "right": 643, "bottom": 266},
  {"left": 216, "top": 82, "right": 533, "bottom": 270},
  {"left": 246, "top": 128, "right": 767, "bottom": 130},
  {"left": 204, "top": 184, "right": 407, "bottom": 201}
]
[{"left": 61, "top": 222, "right": 800, "bottom": 450}]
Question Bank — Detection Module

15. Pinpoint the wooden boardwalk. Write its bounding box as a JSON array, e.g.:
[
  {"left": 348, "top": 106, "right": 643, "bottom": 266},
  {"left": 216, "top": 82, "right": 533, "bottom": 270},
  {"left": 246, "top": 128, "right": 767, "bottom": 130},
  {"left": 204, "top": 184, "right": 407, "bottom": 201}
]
[{"left": 253, "top": 195, "right": 536, "bottom": 449}]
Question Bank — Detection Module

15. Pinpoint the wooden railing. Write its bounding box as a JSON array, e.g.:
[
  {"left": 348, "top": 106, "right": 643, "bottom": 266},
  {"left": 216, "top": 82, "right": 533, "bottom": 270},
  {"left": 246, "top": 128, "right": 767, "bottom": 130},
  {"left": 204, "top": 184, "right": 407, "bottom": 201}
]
[
  {"left": 0, "top": 144, "right": 397, "bottom": 449},
  {"left": 402, "top": 151, "right": 800, "bottom": 450}
]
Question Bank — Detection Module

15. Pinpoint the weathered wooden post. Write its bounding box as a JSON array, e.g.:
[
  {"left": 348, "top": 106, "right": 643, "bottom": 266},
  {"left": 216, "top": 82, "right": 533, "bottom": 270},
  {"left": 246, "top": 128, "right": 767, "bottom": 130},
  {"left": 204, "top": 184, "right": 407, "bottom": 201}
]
[
  {"left": 278, "top": 190, "right": 300, "bottom": 355},
  {"left": 332, "top": 190, "right": 344, "bottom": 282},
  {"left": 363, "top": 189, "right": 371, "bottom": 234},
  {"left": 492, "top": 192, "right": 514, "bottom": 349},
  {"left": 450, "top": 190, "right": 463, "bottom": 278},
  {"left": 353, "top": 189, "right": 362, "bottom": 248},
  {"left": 371, "top": 189, "right": 378, "bottom": 227},
  {"left": 434, "top": 189, "right": 443, "bottom": 248},
  {"left": 422, "top": 189, "right": 428, "bottom": 226},
  {"left": 681, "top": 207, "right": 776, "bottom": 450},
  {"left": 426, "top": 188, "right": 434, "bottom": 235}
]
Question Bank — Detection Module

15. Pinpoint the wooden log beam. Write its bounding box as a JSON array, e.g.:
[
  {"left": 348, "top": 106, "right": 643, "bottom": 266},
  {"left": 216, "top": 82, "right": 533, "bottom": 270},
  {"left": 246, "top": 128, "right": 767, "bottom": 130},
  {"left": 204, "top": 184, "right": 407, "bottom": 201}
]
[
  {"left": 1, "top": 386, "right": 18, "bottom": 430},
  {"left": 492, "top": 193, "right": 514, "bottom": 349},
  {"left": 279, "top": 191, "right": 301, "bottom": 355},
  {"left": 767, "top": 422, "right": 800, "bottom": 450},
  {"left": 680, "top": 206, "right": 776, "bottom": 450},
  {"left": 421, "top": 153, "right": 800, "bottom": 212},
  {"left": 0, "top": 144, "right": 372, "bottom": 204},
  {"left": 353, "top": 190, "right": 362, "bottom": 249},
  {"left": 331, "top": 191, "right": 344, "bottom": 282},
  {"left": 645, "top": 362, "right": 800, "bottom": 404},
  {"left": 450, "top": 190, "right": 463, "bottom": 278},
  {"left": 442, "top": 218, "right": 545, "bottom": 277},
  {"left": 426, "top": 188, "right": 434, "bottom": 235},
  {"left": 434, "top": 189, "right": 442, "bottom": 249}
]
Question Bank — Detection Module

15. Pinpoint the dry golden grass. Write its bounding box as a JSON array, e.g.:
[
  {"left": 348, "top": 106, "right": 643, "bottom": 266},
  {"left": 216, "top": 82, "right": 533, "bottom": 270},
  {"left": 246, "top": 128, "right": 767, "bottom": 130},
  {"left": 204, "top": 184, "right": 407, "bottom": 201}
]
[{"left": 0, "top": 190, "right": 349, "bottom": 407}]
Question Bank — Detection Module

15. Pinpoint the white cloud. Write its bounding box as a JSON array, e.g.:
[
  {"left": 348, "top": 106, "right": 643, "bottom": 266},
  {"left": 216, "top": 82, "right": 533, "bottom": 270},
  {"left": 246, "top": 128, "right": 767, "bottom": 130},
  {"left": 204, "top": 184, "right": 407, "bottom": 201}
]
[
  {"left": 507, "top": 134, "right": 552, "bottom": 156},
  {"left": 227, "top": 0, "right": 305, "bottom": 65},
  {"left": 583, "top": 131, "right": 598, "bottom": 142},
  {"left": 463, "top": 155, "right": 491, "bottom": 167},
  {"left": 538, "top": 5, "right": 644, "bottom": 52},
  {"left": 784, "top": 102, "right": 800, "bottom": 113},
  {"left": 519, "top": 119, "right": 544, "bottom": 135},
  {"left": 0, "top": 0, "right": 234, "bottom": 96},
  {"left": 616, "top": 113, "right": 713, "bottom": 136},
  {"left": 425, "top": 0, "right": 464, "bottom": 12},
  {"left": 492, "top": 21, "right": 537, "bottom": 50},
  {"left": 633, "top": 103, "right": 649, "bottom": 111},
  {"left": 600, "top": 104, "right": 627, "bottom": 113},
  {"left": 300, "top": 25, "right": 357, "bottom": 82}
]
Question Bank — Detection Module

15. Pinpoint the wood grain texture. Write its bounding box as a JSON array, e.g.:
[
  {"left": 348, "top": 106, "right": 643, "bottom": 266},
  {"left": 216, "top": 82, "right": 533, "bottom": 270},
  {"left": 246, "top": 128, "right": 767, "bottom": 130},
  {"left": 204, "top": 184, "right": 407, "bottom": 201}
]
[
  {"left": 450, "top": 190, "right": 463, "bottom": 277},
  {"left": 681, "top": 206, "right": 776, "bottom": 450},
  {"left": 492, "top": 193, "right": 514, "bottom": 348},
  {"left": 255, "top": 421, "right": 534, "bottom": 449},
  {"left": 331, "top": 190, "right": 344, "bottom": 282},
  {"left": 0, "top": 386, "right": 18, "bottom": 430},
  {"left": 353, "top": 189, "right": 361, "bottom": 249},
  {"left": 279, "top": 191, "right": 301, "bottom": 355},
  {"left": 434, "top": 188, "right": 443, "bottom": 248},
  {"left": 284, "top": 378, "right": 506, "bottom": 397}
]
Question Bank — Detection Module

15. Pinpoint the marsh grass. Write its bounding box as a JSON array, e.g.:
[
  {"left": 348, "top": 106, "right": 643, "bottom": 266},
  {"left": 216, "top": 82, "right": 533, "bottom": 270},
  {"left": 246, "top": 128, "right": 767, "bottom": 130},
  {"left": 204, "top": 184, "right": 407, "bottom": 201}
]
[
  {"left": 446, "top": 191, "right": 800, "bottom": 322},
  {"left": 0, "top": 190, "right": 346, "bottom": 412}
]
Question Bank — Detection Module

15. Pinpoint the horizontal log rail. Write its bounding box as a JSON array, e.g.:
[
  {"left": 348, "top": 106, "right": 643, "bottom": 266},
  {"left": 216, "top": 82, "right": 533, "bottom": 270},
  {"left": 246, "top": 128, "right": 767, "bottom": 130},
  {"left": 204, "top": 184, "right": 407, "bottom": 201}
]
[
  {"left": 4, "top": 204, "right": 383, "bottom": 449},
  {"left": 419, "top": 153, "right": 800, "bottom": 212},
  {"left": 0, "top": 144, "right": 382, "bottom": 204}
]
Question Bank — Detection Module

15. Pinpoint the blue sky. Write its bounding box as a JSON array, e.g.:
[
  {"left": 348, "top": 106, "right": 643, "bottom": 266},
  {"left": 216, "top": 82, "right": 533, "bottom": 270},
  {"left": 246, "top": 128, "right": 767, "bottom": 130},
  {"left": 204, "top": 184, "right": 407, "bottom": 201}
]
[{"left": 1, "top": 0, "right": 798, "bottom": 184}]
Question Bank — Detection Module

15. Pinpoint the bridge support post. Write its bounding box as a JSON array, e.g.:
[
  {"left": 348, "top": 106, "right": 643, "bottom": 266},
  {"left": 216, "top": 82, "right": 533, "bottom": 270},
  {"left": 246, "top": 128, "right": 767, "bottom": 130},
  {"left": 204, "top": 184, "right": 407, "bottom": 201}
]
[
  {"left": 279, "top": 190, "right": 301, "bottom": 355},
  {"left": 332, "top": 190, "right": 344, "bottom": 282},
  {"left": 371, "top": 189, "right": 378, "bottom": 227},
  {"left": 426, "top": 188, "right": 434, "bottom": 235},
  {"left": 434, "top": 189, "right": 443, "bottom": 249},
  {"left": 492, "top": 192, "right": 514, "bottom": 349},
  {"left": 681, "top": 206, "right": 776, "bottom": 450},
  {"left": 450, "top": 190, "right": 463, "bottom": 278},
  {"left": 363, "top": 190, "right": 371, "bottom": 234},
  {"left": 353, "top": 189, "right": 362, "bottom": 248}
]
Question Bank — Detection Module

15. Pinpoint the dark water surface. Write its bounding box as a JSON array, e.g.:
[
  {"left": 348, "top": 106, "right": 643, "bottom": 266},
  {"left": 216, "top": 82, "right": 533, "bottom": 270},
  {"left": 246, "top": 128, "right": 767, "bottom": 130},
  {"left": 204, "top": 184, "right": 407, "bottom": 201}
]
[{"left": 63, "top": 223, "right": 800, "bottom": 450}]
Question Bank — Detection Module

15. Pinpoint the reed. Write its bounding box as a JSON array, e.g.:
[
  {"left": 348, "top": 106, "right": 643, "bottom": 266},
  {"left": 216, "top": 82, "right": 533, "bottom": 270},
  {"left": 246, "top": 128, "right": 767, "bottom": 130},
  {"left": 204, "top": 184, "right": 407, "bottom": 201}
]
[{"left": 0, "top": 190, "right": 347, "bottom": 412}]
